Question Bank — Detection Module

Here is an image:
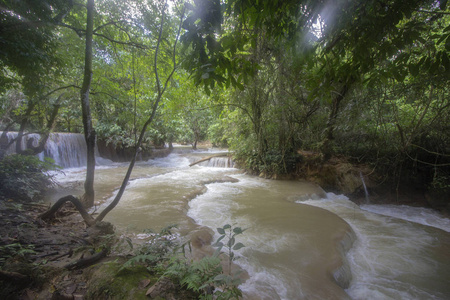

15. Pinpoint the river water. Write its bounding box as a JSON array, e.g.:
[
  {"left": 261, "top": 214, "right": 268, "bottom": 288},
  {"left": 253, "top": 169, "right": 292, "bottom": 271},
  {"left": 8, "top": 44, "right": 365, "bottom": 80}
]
[{"left": 50, "top": 147, "right": 450, "bottom": 300}]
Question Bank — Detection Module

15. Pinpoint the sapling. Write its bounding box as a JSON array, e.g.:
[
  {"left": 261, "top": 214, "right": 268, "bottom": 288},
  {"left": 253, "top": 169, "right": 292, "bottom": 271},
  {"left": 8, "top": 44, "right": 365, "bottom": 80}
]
[{"left": 213, "top": 224, "right": 246, "bottom": 275}]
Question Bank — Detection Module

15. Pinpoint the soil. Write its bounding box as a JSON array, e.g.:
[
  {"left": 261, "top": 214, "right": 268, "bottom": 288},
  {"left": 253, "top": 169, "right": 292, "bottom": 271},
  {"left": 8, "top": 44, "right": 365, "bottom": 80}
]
[{"left": 0, "top": 197, "right": 94, "bottom": 299}]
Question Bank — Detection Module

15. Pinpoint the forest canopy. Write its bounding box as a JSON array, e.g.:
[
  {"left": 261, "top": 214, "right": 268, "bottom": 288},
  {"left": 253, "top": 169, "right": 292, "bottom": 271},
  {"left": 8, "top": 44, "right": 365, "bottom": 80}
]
[{"left": 1, "top": 0, "right": 449, "bottom": 201}]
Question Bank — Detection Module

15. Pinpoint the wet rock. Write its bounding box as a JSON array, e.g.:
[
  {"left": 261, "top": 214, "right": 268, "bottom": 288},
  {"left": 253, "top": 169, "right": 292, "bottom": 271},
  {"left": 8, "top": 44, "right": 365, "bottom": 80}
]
[{"left": 146, "top": 277, "right": 175, "bottom": 299}]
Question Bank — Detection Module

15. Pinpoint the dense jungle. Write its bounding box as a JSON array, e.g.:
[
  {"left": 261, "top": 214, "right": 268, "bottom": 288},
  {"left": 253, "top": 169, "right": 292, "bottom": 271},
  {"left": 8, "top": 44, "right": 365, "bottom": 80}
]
[{"left": 0, "top": 0, "right": 449, "bottom": 299}]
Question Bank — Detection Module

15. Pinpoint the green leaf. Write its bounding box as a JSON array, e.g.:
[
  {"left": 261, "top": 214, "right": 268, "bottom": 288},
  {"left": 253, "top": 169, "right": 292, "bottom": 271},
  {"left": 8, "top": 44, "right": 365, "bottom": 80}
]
[
  {"left": 214, "top": 274, "right": 228, "bottom": 282},
  {"left": 445, "top": 36, "right": 450, "bottom": 52},
  {"left": 408, "top": 63, "right": 420, "bottom": 77},
  {"left": 442, "top": 52, "right": 450, "bottom": 71},
  {"left": 223, "top": 224, "right": 231, "bottom": 229},
  {"left": 233, "top": 227, "right": 243, "bottom": 234},
  {"left": 215, "top": 235, "right": 225, "bottom": 245},
  {"left": 217, "top": 227, "right": 225, "bottom": 235},
  {"left": 232, "top": 242, "right": 245, "bottom": 251}
]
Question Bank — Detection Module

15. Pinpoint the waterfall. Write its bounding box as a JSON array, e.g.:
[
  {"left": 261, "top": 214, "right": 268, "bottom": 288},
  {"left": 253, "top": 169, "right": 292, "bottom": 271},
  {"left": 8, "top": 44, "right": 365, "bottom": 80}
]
[
  {"left": 0, "top": 131, "right": 100, "bottom": 168},
  {"left": 203, "top": 156, "right": 235, "bottom": 168},
  {"left": 359, "top": 171, "right": 369, "bottom": 204}
]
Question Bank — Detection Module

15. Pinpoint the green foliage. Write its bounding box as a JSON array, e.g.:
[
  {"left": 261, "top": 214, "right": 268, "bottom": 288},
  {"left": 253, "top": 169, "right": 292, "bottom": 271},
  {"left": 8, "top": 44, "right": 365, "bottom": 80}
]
[
  {"left": 207, "top": 122, "right": 228, "bottom": 147},
  {"left": 238, "top": 149, "right": 302, "bottom": 176},
  {"left": 431, "top": 174, "right": 450, "bottom": 190},
  {"left": 213, "top": 224, "right": 245, "bottom": 277},
  {"left": 0, "top": 154, "right": 59, "bottom": 201},
  {"left": 120, "top": 225, "right": 178, "bottom": 272},
  {"left": 96, "top": 123, "right": 137, "bottom": 148},
  {"left": 163, "top": 224, "right": 245, "bottom": 299},
  {"left": 0, "top": 243, "right": 36, "bottom": 265}
]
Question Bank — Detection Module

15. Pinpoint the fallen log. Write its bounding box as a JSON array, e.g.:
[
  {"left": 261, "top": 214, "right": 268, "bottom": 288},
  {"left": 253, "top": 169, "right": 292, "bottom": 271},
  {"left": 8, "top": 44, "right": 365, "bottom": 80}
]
[{"left": 189, "top": 153, "right": 230, "bottom": 167}]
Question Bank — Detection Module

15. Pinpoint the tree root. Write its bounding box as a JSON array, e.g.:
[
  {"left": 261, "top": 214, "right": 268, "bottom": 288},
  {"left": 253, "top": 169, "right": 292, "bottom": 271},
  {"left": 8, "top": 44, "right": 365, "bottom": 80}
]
[
  {"left": 0, "top": 270, "right": 28, "bottom": 281},
  {"left": 39, "top": 195, "right": 95, "bottom": 226},
  {"left": 50, "top": 249, "right": 73, "bottom": 261},
  {"left": 64, "top": 248, "right": 108, "bottom": 270}
]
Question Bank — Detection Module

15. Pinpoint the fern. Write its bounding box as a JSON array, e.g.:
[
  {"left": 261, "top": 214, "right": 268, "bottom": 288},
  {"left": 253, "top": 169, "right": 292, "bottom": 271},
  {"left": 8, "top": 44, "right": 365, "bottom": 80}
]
[{"left": 120, "top": 254, "right": 159, "bottom": 271}]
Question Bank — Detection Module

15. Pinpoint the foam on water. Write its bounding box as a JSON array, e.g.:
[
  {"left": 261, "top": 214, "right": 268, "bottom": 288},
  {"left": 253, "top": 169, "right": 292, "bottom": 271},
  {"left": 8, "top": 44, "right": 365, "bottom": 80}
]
[
  {"left": 187, "top": 178, "right": 295, "bottom": 299},
  {"left": 360, "top": 204, "right": 450, "bottom": 232},
  {"left": 188, "top": 177, "right": 354, "bottom": 300},
  {"left": 298, "top": 193, "right": 450, "bottom": 300},
  {"left": 147, "top": 153, "right": 191, "bottom": 168}
]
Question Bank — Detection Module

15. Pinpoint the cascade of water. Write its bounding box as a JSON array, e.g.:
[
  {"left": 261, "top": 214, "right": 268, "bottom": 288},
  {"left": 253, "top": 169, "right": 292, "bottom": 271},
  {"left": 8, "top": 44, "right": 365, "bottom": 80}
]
[
  {"left": 204, "top": 156, "right": 235, "bottom": 168},
  {"left": 45, "top": 133, "right": 90, "bottom": 168},
  {"left": 0, "top": 131, "right": 105, "bottom": 168},
  {"left": 359, "top": 171, "right": 369, "bottom": 203},
  {"left": 299, "top": 193, "right": 450, "bottom": 300}
]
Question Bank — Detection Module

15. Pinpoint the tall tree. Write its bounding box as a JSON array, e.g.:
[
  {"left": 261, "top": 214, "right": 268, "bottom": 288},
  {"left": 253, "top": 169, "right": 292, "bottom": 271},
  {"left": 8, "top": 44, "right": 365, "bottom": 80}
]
[
  {"left": 79, "top": 0, "right": 96, "bottom": 207},
  {"left": 42, "top": 0, "right": 186, "bottom": 225}
]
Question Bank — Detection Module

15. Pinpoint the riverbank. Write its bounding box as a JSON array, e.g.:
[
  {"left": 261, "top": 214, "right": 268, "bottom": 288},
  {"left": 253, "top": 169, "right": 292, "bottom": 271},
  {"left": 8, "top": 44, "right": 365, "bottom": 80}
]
[
  {"left": 290, "top": 152, "right": 450, "bottom": 215},
  {"left": 0, "top": 197, "right": 92, "bottom": 299},
  {"left": 0, "top": 197, "right": 200, "bottom": 299}
]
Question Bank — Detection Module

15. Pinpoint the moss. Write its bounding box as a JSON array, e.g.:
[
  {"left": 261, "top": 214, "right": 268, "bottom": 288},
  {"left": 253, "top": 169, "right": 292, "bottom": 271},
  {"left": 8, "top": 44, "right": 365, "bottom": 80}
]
[{"left": 84, "top": 261, "right": 157, "bottom": 300}]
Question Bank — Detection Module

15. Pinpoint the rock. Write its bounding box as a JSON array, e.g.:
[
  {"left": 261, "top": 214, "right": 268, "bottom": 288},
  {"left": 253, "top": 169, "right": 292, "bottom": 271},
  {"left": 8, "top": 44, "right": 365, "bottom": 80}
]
[
  {"left": 86, "top": 221, "right": 114, "bottom": 243},
  {"left": 146, "top": 277, "right": 175, "bottom": 298}
]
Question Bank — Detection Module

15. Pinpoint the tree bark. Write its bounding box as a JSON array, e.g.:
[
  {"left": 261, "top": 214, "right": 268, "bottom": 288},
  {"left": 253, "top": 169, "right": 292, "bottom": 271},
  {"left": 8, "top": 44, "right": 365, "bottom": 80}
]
[
  {"left": 40, "top": 3, "right": 185, "bottom": 226},
  {"left": 21, "top": 100, "right": 62, "bottom": 155},
  {"left": 0, "top": 270, "right": 28, "bottom": 281},
  {"left": 64, "top": 247, "right": 108, "bottom": 270},
  {"left": 321, "top": 82, "right": 352, "bottom": 160},
  {"left": 15, "top": 101, "right": 36, "bottom": 153},
  {"left": 40, "top": 195, "right": 95, "bottom": 226},
  {"left": 80, "top": 0, "right": 96, "bottom": 208},
  {"left": 94, "top": 4, "right": 185, "bottom": 223}
]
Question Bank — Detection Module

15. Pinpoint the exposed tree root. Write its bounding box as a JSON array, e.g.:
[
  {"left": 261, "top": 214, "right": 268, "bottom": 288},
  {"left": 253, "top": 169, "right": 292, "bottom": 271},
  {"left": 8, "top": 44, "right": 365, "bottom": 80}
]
[
  {"left": 50, "top": 249, "right": 74, "bottom": 261},
  {"left": 0, "top": 270, "right": 28, "bottom": 281},
  {"left": 64, "top": 248, "right": 108, "bottom": 270},
  {"left": 39, "top": 195, "right": 95, "bottom": 226}
]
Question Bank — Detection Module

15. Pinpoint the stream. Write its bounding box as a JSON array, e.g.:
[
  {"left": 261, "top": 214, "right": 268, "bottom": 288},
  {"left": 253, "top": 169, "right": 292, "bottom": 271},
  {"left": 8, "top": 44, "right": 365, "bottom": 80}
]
[{"left": 49, "top": 146, "right": 450, "bottom": 300}]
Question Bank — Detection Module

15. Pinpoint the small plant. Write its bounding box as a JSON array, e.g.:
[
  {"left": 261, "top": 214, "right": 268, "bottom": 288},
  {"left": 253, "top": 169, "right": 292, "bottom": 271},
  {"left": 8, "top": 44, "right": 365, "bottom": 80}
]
[
  {"left": 0, "top": 243, "right": 36, "bottom": 265},
  {"left": 213, "top": 224, "right": 245, "bottom": 275},
  {"left": 163, "top": 224, "right": 246, "bottom": 300},
  {"left": 120, "top": 225, "right": 178, "bottom": 272}
]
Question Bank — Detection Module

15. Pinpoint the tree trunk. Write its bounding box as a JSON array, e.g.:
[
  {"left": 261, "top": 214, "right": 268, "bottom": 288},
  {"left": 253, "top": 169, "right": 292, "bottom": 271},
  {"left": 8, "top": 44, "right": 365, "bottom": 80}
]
[
  {"left": 322, "top": 83, "right": 351, "bottom": 160},
  {"left": 94, "top": 4, "right": 185, "bottom": 223},
  {"left": 80, "top": 0, "right": 96, "bottom": 208},
  {"left": 41, "top": 3, "right": 185, "bottom": 226},
  {"left": 21, "top": 100, "right": 62, "bottom": 155},
  {"left": 15, "top": 101, "right": 36, "bottom": 153}
]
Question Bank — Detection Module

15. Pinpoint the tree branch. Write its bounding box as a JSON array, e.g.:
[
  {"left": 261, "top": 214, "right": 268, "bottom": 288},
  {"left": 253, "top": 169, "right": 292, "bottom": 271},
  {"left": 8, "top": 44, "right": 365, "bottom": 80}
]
[{"left": 58, "top": 22, "right": 149, "bottom": 49}]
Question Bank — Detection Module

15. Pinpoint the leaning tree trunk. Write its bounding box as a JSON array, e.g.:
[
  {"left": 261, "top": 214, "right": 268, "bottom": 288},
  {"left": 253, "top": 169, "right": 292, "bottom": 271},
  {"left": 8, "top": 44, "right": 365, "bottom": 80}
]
[
  {"left": 80, "top": 0, "right": 96, "bottom": 208},
  {"left": 15, "top": 101, "right": 36, "bottom": 153},
  {"left": 12, "top": 98, "right": 61, "bottom": 156},
  {"left": 41, "top": 3, "right": 186, "bottom": 226}
]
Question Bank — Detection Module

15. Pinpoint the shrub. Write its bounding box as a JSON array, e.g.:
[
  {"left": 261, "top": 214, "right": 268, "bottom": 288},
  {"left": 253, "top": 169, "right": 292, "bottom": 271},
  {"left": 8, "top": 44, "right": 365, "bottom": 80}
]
[
  {"left": 238, "top": 149, "right": 302, "bottom": 176},
  {"left": 0, "top": 154, "right": 59, "bottom": 201}
]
